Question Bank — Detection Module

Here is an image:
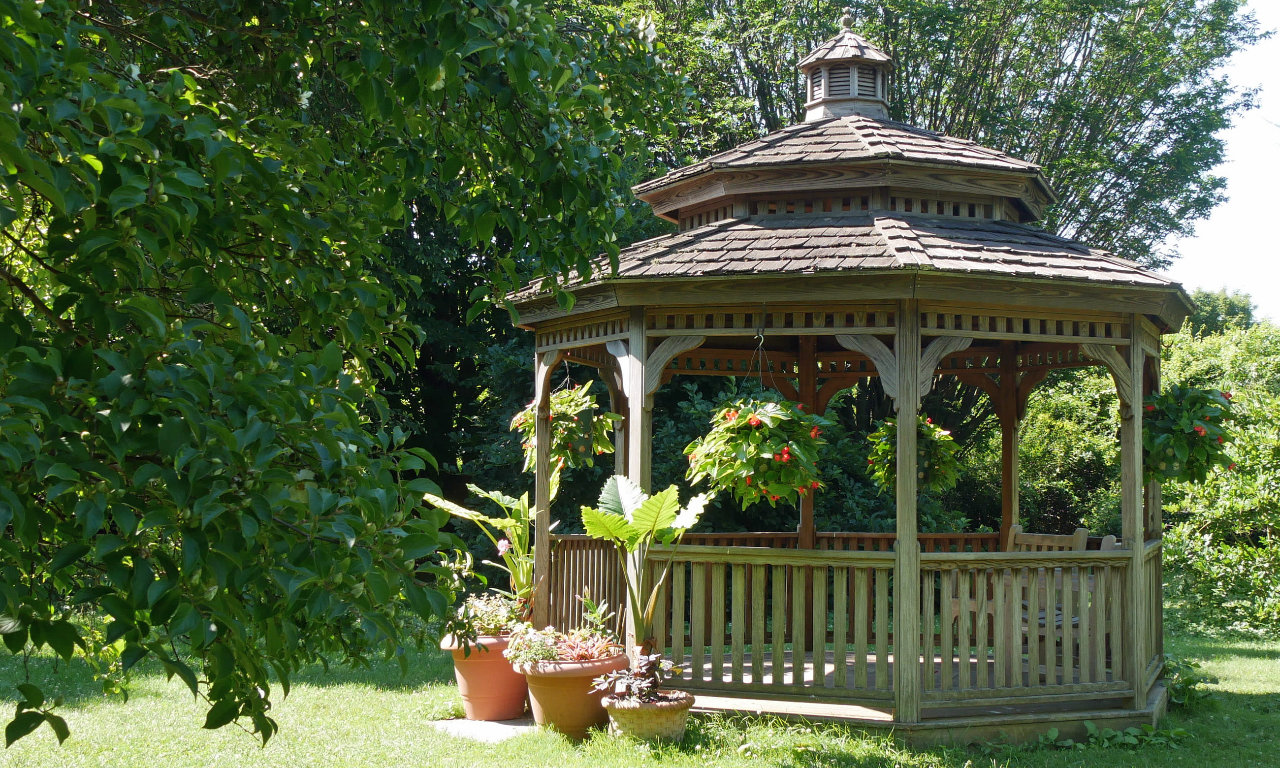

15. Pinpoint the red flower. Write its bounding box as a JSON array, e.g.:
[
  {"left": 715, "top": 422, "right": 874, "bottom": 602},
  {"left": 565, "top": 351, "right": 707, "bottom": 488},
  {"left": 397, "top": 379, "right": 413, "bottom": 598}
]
[
  {"left": 867, "top": 458, "right": 874, "bottom": 465},
  {"left": 1229, "top": 462, "right": 1237, "bottom": 470},
  {"left": 1144, "top": 405, "right": 1156, "bottom": 412},
  {"left": 770, "top": 495, "right": 780, "bottom": 501},
  {"left": 925, "top": 417, "right": 932, "bottom": 424},
  {"left": 1194, "top": 425, "right": 1206, "bottom": 435},
  {"left": 1217, "top": 436, "right": 1224, "bottom": 444},
  {"left": 797, "top": 487, "right": 807, "bottom": 496},
  {"left": 810, "top": 480, "right": 820, "bottom": 489},
  {"left": 744, "top": 476, "right": 752, "bottom": 485},
  {"left": 810, "top": 427, "right": 821, "bottom": 439},
  {"left": 796, "top": 403, "right": 804, "bottom": 411},
  {"left": 748, "top": 415, "right": 761, "bottom": 427},
  {"left": 1224, "top": 391, "right": 1233, "bottom": 400}
]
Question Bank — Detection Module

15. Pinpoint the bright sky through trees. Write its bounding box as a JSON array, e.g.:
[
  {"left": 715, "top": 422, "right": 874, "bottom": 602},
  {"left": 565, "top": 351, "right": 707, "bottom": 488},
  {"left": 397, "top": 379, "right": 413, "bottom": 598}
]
[{"left": 1167, "top": 1, "right": 1279, "bottom": 321}]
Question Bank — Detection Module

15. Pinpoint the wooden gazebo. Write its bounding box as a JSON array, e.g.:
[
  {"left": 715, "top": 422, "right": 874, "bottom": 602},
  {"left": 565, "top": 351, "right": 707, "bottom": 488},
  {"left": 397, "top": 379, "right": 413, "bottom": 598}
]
[{"left": 514, "top": 15, "right": 1189, "bottom": 744}]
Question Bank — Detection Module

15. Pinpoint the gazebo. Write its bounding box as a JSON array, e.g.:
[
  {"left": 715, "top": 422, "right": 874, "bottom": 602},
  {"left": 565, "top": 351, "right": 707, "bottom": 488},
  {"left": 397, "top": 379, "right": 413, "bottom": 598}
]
[{"left": 513, "top": 14, "right": 1188, "bottom": 745}]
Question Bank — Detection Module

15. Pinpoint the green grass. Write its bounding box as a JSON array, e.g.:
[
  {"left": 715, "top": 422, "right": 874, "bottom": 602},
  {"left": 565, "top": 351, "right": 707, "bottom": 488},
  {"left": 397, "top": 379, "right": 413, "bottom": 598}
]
[{"left": 1, "top": 633, "right": 1277, "bottom": 768}]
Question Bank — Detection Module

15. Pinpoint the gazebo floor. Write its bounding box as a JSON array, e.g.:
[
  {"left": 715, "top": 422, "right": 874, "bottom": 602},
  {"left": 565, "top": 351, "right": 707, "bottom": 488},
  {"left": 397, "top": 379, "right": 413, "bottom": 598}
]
[
  {"left": 677, "top": 649, "right": 1119, "bottom": 692},
  {"left": 680, "top": 650, "right": 1167, "bottom": 746}
]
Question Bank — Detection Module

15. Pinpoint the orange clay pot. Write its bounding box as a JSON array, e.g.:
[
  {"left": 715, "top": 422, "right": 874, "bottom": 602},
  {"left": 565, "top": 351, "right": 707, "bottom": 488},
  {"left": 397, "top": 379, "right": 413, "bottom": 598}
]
[
  {"left": 441, "top": 635, "right": 528, "bottom": 721},
  {"left": 515, "top": 654, "right": 628, "bottom": 739}
]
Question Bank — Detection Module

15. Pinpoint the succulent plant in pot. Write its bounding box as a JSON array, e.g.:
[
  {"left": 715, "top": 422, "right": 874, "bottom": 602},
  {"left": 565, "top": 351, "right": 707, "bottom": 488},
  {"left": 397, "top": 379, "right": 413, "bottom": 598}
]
[
  {"left": 440, "top": 593, "right": 528, "bottom": 721},
  {"left": 593, "top": 653, "right": 694, "bottom": 742}
]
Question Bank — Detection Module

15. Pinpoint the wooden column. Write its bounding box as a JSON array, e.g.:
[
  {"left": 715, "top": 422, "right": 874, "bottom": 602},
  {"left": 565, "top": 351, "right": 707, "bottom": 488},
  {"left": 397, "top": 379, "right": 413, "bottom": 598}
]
[
  {"left": 997, "top": 343, "right": 1020, "bottom": 543},
  {"left": 1121, "top": 316, "right": 1150, "bottom": 709},
  {"left": 531, "top": 350, "right": 560, "bottom": 628},
  {"left": 601, "top": 355, "right": 628, "bottom": 475},
  {"left": 893, "top": 300, "right": 922, "bottom": 724},
  {"left": 625, "top": 309, "right": 652, "bottom": 492},
  {"left": 797, "top": 336, "right": 818, "bottom": 549}
]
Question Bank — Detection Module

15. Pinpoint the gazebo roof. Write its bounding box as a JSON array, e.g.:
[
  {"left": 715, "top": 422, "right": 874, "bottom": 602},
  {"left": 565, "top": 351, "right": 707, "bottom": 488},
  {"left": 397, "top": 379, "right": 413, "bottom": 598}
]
[
  {"left": 632, "top": 114, "right": 1045, "bottom": 199},
  {"left": 579, "top": 214, "right": 1172, "bottom": 287},
  {"left": 796, "top": 28, "right": 893, "bottom": 68}
]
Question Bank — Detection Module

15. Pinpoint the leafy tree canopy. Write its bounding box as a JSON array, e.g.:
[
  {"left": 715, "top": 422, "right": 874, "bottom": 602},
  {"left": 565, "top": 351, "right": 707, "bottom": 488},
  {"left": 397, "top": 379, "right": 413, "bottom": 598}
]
[
  {"left": 1186, "top": 288, "right": 1257, "bottom": 337},
  {"left": 627, "top": 0, "right": 1259, "bottom": 266},
  {"left": 0, "top": 0, "right": 677, "bottom": 746}
]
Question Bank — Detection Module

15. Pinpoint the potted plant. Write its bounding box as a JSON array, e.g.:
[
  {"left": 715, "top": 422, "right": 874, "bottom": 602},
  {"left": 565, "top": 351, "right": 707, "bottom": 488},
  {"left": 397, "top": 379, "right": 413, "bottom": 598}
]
[
  {"left": 504, "top": 598, "right": 627, "bottom": 740},
  {"left": 579, "top": 475, "right": 707, "bottom": 742},
  {"left": 684, "top": 394, "right": 831, "bottom": 508},
  {"left": 594, "top": 653, "right": 694, "bottom": 742},
  {"left": 440, "top": 593, "right": 528, "bottom": 721}
]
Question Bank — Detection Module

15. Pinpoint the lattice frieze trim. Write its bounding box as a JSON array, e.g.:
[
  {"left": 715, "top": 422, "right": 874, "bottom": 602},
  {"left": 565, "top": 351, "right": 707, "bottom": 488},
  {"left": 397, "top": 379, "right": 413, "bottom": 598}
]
[
  {"left": 535, "top": 313, "right": 630, "bottom": 352},
  {"left": 920, "top": 311, "right": 1130, "bottom": 344},
  {"left": 750, "top": 194, "right": 871, "bottom": 217},
  {"left": 679, "top": 204, "right": 734, "bottom": 232},
  {"left": 664, "top": 349, "right": 799, "bottom": 377},
  {"left": 647, "top": 306, "right": 896, "bottom": 336}
]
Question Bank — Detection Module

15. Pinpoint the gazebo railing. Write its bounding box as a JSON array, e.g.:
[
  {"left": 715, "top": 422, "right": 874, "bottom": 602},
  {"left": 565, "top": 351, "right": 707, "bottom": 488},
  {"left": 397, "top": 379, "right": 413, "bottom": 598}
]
[
  {"left": 647, "top": 545, "right": 897, "bottom": 702},
  {"left": 918, "top": 549, "right": 1133, "bottom": 709}
]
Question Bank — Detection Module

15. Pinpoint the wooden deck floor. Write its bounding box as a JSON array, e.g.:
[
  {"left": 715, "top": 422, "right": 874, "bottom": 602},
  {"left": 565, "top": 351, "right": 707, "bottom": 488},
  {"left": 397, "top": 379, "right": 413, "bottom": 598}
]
[{"left": 677, "top": 648, "right": 1117, "bottom": 692}]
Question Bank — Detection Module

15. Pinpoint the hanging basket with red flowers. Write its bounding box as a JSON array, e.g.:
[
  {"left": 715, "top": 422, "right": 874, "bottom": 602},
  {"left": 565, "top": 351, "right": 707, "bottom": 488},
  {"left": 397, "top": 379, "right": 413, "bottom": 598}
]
[
  {"left": 1143, "top": 385, "right": 1237, "bottom": 484},
  {"left": 864, "top": 415, "right": 961, "bottom": 494},
  {"left": 510, "top": 382, "right": 622, "bottom": 495},
  {"left": 683, "top": 394, "right": 832, "bottom": 509}
]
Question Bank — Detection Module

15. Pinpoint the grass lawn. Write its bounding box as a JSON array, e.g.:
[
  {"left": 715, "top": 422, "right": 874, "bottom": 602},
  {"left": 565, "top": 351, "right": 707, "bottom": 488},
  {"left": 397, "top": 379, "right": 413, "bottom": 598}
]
[{"left": 1, "top": 633, "right": 1276, "bottom": 768}]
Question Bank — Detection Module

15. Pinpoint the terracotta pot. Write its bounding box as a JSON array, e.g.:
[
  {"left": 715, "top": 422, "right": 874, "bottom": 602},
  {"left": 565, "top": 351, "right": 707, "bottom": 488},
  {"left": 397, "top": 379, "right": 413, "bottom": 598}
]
[
  {"left": 516, "top": 654, "right": 628, "bottom": 739},
  {"left": 441, "top": 635, "right": 528, "bottom": 721},
  {"left": 602, "top": 690, "right": 695, "bottom": 742}
]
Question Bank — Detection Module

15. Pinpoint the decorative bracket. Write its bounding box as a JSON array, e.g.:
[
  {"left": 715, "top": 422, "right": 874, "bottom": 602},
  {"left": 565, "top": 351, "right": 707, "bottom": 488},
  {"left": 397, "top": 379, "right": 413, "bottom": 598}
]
[
  {"left": 835, "top": 334, "right": 899, "bottom": 401},
  {"left": 918, "top": 336, "right": 973, "bottom": 399},
  {"left": 643, "top": 336, "right": 705, "bottom": 396},
  {"left": 1082, "top": 342, "right": 1134, "bottom": 410}
]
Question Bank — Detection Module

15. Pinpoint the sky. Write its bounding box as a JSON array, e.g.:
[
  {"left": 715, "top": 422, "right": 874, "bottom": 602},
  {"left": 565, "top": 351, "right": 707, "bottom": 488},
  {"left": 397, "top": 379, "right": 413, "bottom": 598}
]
[{"left": 1163, "top": 1, "right": 1280, "bottom": 322}]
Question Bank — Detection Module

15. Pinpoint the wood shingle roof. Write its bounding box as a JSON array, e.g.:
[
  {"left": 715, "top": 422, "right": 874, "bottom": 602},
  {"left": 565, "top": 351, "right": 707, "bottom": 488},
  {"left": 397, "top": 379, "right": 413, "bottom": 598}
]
[
  {"left": 633, "top": 115, "right": 1040, "bottom": 197},
  {"left": 604, "top": 214, "right": 1171, "bottom": 287},
  {"left": 797, "top": 29, "right": 893, "bottom": 67}
]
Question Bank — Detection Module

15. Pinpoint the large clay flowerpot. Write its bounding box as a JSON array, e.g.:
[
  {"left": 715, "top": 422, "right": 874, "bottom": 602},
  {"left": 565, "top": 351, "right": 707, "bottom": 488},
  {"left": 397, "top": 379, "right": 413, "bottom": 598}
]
[
  {"left": 602, "top": 690, "right": 695, "bottom": 742},
  {"left": 516, "top": 654, "right": 628, "bottom": 739},
  {"left": 441, "top": 635, "right": 528, "bottom": 721}
]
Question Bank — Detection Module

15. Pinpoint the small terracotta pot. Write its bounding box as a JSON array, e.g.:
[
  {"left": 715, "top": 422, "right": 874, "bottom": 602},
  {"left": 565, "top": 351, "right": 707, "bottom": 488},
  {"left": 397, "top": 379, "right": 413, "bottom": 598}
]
[
  {"left": 516, "top": 654, "right": 628, "bottom": 739},
  {"left": 441, "top": 635, "right": 528, "bottom": 721},
  {"left": 603, "top": 690, "right": 695, "bottom": 742}
]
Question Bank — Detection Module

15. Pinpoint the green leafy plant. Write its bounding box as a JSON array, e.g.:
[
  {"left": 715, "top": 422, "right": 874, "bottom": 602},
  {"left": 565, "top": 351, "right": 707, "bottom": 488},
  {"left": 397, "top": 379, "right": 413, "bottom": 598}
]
[
  {"left": 510, "top": 382, "right": 622, "bottom": 496},
  {"left": 1164, "top": 653, "right": 1217, "bottom": 708},
  {"left": 865, "top": 416, "right": 961, "bottom": 494},
  {"left": 591, "top": 652, "right": 680, "bottom": 702},
  {"left": 684, "top": 395, "right": 831, "bottom": 509},
  {"left": 424, "top": 487, "right": 538, "bottom": 610},
  {"left": 580, "top": 476, "right": 708, "bottom": 651},
  {"left": 1144, "top": 385, "right": 1237, "bottom": 483}
]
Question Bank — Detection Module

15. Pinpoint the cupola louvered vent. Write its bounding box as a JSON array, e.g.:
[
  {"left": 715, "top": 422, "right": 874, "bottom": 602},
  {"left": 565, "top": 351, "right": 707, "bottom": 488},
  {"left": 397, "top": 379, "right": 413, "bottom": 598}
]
[
  {"left": 810, "top": 68, "right": 824, "bottom": 100},
  {"left": 857, "top": 66, "right": 877, "bottom": 97},
  {"left": 828, "top": 66, "right": 851, "bottom": 96}
]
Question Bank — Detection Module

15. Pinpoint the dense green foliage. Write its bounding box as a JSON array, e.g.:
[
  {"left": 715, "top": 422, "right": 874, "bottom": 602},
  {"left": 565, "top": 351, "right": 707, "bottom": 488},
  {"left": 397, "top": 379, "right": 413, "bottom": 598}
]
[
  {"left": 624, "top": 0, "right": 1258, "bottom": 267},
  {"left": 0, "top": 0, "right": 677, "bottom": 745}
]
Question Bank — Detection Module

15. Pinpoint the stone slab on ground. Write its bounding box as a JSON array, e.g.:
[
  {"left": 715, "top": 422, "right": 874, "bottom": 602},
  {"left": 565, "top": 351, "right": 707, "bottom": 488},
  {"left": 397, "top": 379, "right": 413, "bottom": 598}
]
[{"left": 428, "top": 717, "right": 538, "bottom": 743}]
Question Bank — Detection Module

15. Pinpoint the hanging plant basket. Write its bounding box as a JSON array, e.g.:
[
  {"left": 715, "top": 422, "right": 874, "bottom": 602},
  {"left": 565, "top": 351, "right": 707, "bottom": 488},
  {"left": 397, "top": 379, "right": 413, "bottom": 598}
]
[
  {"left": 865, "top": 415, "right": 960, "bottom": 494},
  {"left": 1143, "top": 385, "right": 1237, "bottom": 483},
  {"left": 510, "top": 381, "right": 622, "bottom": 476},
  {"left": 683, "top": 395, "right": 832, "bottom": 509}
]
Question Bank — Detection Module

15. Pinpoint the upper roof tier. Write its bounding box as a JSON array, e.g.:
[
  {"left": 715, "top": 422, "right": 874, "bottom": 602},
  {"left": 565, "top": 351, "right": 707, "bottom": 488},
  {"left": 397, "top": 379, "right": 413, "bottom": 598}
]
[{"left": 633, "top": 113, "right": 1054, "bottom": 223}]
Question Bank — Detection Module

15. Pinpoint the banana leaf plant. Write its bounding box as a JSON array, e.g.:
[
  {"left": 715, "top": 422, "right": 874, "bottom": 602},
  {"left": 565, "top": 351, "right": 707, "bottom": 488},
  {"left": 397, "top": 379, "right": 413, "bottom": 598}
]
[{"left": 580, "top": 475, "right": 709, "bottom": 652}]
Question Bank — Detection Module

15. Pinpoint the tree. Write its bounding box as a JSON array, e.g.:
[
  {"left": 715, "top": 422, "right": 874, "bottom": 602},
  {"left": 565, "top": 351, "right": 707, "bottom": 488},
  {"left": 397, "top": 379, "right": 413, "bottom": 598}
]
[
  {"left": 0, "top": 0, "right": 678, "bottom": 745},
  {"left": 627, "top": 0, "right": 1258, "bottom": 267},
  {"left": 1186, "top": 288, "right": 1256, "bottom": 337}
]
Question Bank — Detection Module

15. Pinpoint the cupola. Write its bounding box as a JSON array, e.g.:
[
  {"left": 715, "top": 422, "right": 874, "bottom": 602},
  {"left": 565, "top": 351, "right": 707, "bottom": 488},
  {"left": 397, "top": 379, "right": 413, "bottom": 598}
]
[{"left": 798, "top": 8, "right": 892, "bottom": 121}]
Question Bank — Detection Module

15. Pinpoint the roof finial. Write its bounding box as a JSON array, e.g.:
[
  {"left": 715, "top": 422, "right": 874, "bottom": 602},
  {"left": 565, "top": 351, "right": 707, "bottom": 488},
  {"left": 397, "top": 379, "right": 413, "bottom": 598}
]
[{"left": 841, "top": 7, "right": 854, "bottom": 31}]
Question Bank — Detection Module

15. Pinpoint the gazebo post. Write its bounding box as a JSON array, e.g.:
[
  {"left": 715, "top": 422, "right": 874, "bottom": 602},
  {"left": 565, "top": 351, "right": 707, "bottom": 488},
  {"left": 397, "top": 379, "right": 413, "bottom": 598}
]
[
  {"left": 531, "top": 350, "right": 560, "bottom": 628},
  {"left": 797, "top": 336, "right": 818, "bottom": 550},
  {"left": 1121, "top": 315, "right": 1150, "bottom": 710},
  {"left": 997, "top": 342, "right": 1021, "bottom": 546},
  {"left": 893, "top": 300, "right": 922, "bottom": 723}
]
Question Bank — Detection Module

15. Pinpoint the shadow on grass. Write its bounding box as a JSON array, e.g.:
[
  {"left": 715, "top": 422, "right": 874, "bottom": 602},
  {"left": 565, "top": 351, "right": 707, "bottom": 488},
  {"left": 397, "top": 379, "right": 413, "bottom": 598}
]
[
  {"left": 0, "top": 644, "right": 456, "bottom": 712},
  {"left": 1169, "top": 636, "right": 1280, "bottom": 662}
]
